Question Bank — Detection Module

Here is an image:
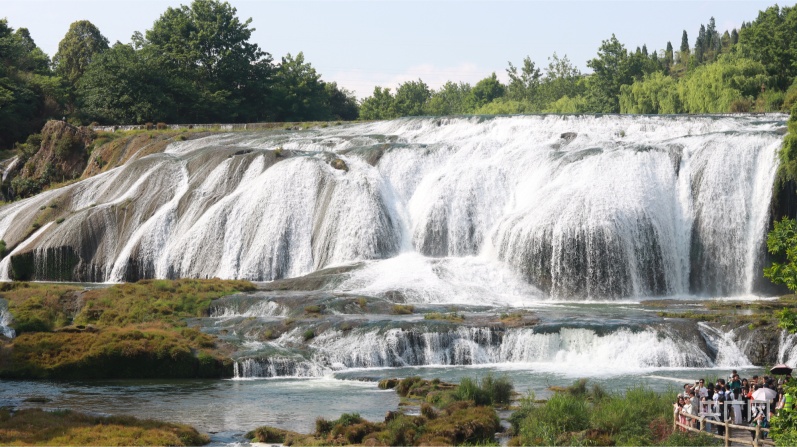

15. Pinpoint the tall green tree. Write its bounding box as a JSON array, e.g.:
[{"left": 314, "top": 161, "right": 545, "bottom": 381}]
[
  {"left": 664, "top": 41, "right": 674, "bottom": 73},
  {"left": 0, "top": 20, "right": 62, "bottom": 148},
  {"left": 272, "top": 52, "right": 328, "bottom": 121},
  {"left": 139, "top": 0, "right": 273, "bottom": 122},
  {"left": 506, "top": 56, "right": 541, "bottom": 105},
  {"left": 77, "top": 43, "right": 180, "bottom": 124},
  {"left": 585, "top": 34, "right": 632, "bottom": 113},
  {"left": 426, "top": 81, "right": 472, "bottom": 115},
  {"left": 737, "top": 4, "right": 797, "bottom": 90},
  {"left": 393, "top": 79, "right": 432, "bottom": 116},
  {"left": 539, "top": 53, "right": 584, "bottom": 107},
  {"left": 359, "top": 87, "right": 396, "bottom": 120},
  {"left": 678, "top": 55, "right": 768, "bottom": 113},
  {"left": 469, "top": 73, "right": 505, "bottom": 110},
  {"left": 679, "top": 30, "right": 690, "bottom": 65},
  {"left": 323, "top": 82, "right": 358, "bottom": 121},
  {"left": 52, "top": 21, "right": 109, "bottom": 86}
]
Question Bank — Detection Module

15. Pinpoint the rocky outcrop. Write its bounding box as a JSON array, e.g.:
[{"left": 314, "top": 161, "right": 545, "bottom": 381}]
[
  {"left": 727, "top": 323, "right": 783, "bottom": 365},
  {"left": 9, "top": 121, "right": 94, "bottom": 199}
]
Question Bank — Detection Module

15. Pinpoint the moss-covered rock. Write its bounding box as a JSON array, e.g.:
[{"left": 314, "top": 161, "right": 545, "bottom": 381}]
[{"left": 0, "top": 408, "right": 210, "bottom": 446}]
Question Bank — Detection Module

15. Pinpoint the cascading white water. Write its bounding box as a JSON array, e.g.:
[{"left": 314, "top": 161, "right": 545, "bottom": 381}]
[
  {"left": 0, "top": 300, "right": 15, "bottom": 339},
  {"left": 231, "top": 324, "right": 752, "bottom": 378},
  {"left": 778, "top": 331, "right": 797, "bottom": 366},
  {"left": 0, "top": 115, "right": 784, "bottom": 300}
]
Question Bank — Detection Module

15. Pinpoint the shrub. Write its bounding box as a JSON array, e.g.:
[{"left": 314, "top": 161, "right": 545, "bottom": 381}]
[
  {"left": 454, "top": 374, "right": 513, "bottom": 406},
  {"left": 396, "top": 376, "right": 424, "bottom": 397},
  {"left": 730, "top": 97, "right": 753, "bottom": 113},
  {"left": 302, "top": 329, "right": 315, "bottom": 341},
  {"left": 378, "top": 378, "right": 399, "bottom": 390},
  {"left": 315, "top": 417, "right": 332, "bottom": 437},
  {"left": 390, "top": 304, "right": 414, "bottom": 315},
  {"left": 423, "top": 312, "right": 464, "bottom": 322},
  {"left": 304, "top": 305, "right": 322, "bottom": 314}
]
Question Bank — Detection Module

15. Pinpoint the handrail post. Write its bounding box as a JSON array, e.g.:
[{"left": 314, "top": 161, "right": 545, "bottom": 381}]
[
  {"left": 754, "top": 423, "right": 761, "bottom": 447},
  {"left": 724, "top": 417, "right": 729, "bottom": 447}
]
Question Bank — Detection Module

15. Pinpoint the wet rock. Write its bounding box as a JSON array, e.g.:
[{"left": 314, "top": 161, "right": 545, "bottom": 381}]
[
  {"left": 560, "top": 132, "right": 578, "bottom": 143},
  {"left": 331, "top": 158, "right": 348, "bottom": 171}
]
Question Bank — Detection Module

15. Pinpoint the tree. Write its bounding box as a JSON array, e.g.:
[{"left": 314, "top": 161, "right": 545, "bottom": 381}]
[
  {"left": 506, "top": 56, "right": 541, "bottom": 105},
  {"left": 680, "top": 30, "right": 690, "bottom": 54},
  {"left": 77, "top": 43, "right": 179, "bottom": 124},
  {"left": 664, "top": 41, "right": 674, "bottom": 73},
  {"left": 619, "top": 71, "right": 681, "bottom": 114},
  {"left": 53, "top": 21, "right": 109, "bottom": 85},
  {"left": 272, "top": 52, "right": 328, "bottom": 121},
  {"left": 0, "top": 19, "right": 63, "bottom": 149},
  {"left": 764, "top": 217, "right": 797, "bottom": 292},
  {"left": 393, "top": 79, "right": 431, "bottom": 116},
  {"left": 359, "top": 87, "right": 396, "bottom": 120},
  {"left": 678, "top": 55, "right": 768, "bottom": 113},
  {"left": 737, "top": 5, "right": 797, "bottom": 90},
  {"left": 140, "top": 0, "right": 273, "bottom": 122},
  {"left": 324, "top": 82, "right": 358, "bottom": 121},
  {"left": 426, "top": 81, "right": 472, "bottom": 115},
  {"left": 468, "top": 73, "right": 505, "bottom": 110},
  {"left": 539, "top": 53, "right": 584, "bottom": 107},
  {"left": 585, "top": 34, "right": 632, "bottom": 113}
]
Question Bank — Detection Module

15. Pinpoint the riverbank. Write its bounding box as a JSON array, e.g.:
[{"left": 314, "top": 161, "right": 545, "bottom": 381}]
[
  {"left": 0, "top": 408, "right": 209, "bottom": 446},
  {"left": 0, "top": 279, "right": 255, "bottom": 379}
]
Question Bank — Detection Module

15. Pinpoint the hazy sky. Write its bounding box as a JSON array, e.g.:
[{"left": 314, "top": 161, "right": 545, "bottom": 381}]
[{"left": 2, "top": 0, "right": 778, "bottom": 99}]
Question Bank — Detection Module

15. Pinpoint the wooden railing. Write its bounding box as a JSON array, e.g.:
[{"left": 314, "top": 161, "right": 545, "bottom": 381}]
[{"left": 674, "top": 409, "right": 775, "bottom": 447}]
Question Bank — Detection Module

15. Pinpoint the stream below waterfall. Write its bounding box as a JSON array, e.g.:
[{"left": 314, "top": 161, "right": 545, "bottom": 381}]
[{"left": 0, "top": 365, "right": 767, "bottom": 445}]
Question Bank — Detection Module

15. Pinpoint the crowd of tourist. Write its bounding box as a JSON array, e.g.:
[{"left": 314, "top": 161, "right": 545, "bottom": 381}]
[{"left": 674, "top": 369, "right": 792, "bottom": 438}]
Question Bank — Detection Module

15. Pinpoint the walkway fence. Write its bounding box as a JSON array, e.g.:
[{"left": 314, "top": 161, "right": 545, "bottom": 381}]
[{"left": 673, "top": 399, "right": 776, "bottom": 447}]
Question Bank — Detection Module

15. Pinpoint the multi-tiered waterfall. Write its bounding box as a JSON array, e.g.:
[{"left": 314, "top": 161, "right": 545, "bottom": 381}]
[{"left": 0, "top": 114, "right": 783, "bottom": 300}]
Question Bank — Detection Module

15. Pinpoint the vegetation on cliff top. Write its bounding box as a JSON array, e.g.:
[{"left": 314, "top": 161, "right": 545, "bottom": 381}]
[{"left": 0, "top": 279, "right": 255, "bottom": 379}]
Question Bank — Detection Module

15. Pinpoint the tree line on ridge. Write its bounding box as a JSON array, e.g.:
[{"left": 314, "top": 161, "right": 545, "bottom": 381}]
[{"left": 3, "top": 1, "right": 797, "bottom": 152}]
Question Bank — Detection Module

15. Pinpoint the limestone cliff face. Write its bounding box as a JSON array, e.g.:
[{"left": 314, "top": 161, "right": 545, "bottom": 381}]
[
  {"left": 81, "top": 131, "right": 208, "bottom": 179},
  {"left": 9, "top": 121, "right": 94, "bottom": 199}
]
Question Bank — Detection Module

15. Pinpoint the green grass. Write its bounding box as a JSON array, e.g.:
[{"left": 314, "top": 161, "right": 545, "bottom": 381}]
[
  {"left": 509, "top": 379, "right": 684, "bottom": 446},
  {"left": 0, "top": 408, "right": 209, "bottom": 446},
  {"left": 0, "top": 279, "right": 256, "bottom": 379},
  {"left": 424, "top": 312, "right": 465, "bottom": 322},
  {"left": 391, "top": 304, "right": 415, "bottom": 315},
  {"left": 251, "top": 376, "right": 502, "bottom": 446}
]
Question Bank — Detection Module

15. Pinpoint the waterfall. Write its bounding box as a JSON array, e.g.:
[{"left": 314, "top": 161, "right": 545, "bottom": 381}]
[
  {"left": 232, "top": 324, "right": 752, "bottom": 378},
  {"left": 0, "top": 115, "right": 784, "bottom": 300},
  {"left": 0, "top": 300, "right": 15, "bottom": 339}
]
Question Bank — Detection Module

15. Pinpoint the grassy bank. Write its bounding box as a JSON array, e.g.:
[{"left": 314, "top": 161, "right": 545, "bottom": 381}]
[
  {"left": 247, "top": 375, "right": 508, "bottom": 446},
  {"left": 246, "top": 377, "right": 724, "bottom": 446},
  {"left": 509, "top": 379, "right": 720, "bottom": 446},
  {"left": 0, "top": 408, "right": 209, "bottom": 446},
  {"left": 0, "top": 279, "right": 255, "bottom": 379}
]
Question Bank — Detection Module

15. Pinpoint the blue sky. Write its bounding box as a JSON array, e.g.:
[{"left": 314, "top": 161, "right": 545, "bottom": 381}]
[{"left": 2, "top": 0, "right": 779, "bottom": 98}]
